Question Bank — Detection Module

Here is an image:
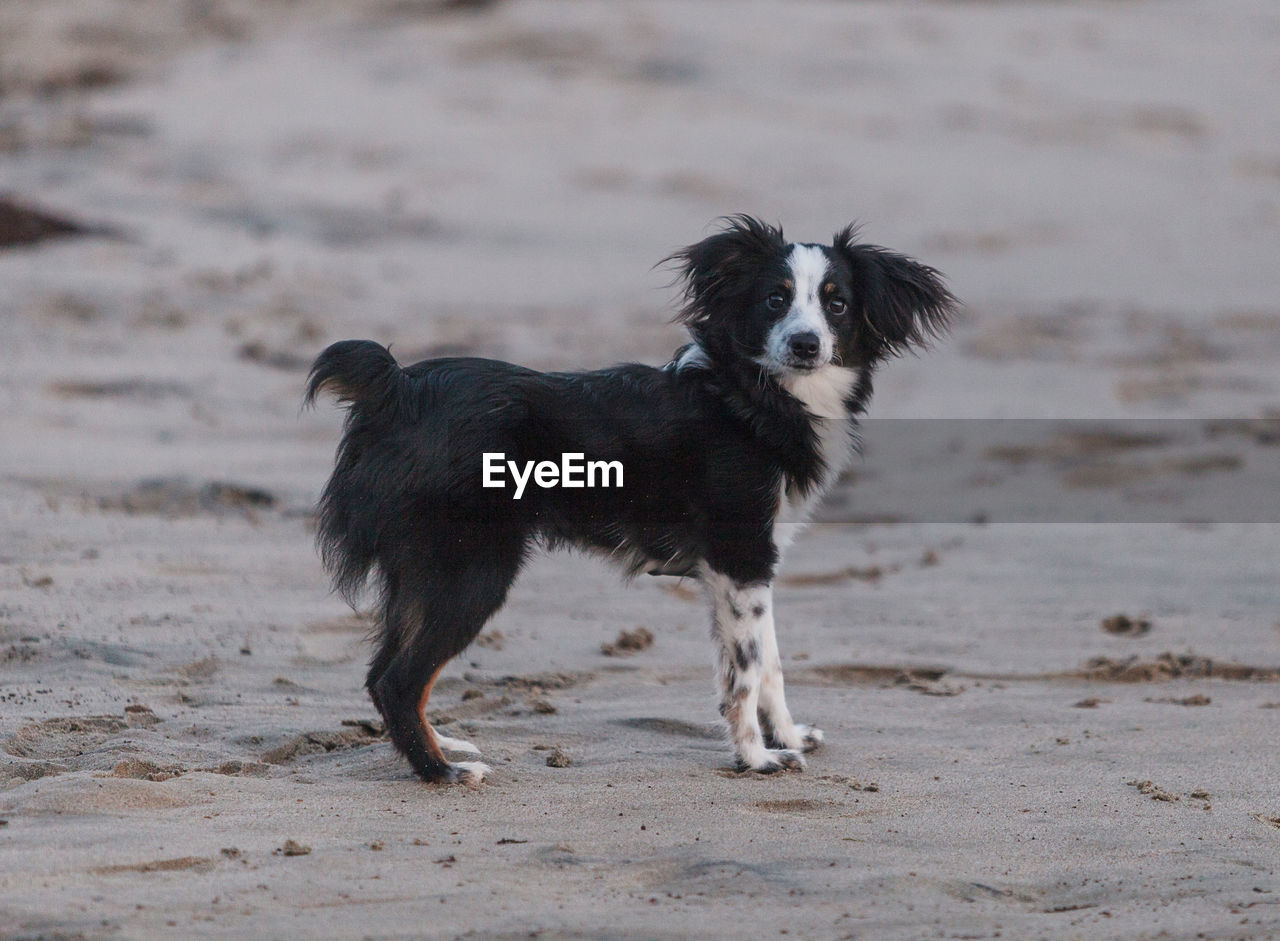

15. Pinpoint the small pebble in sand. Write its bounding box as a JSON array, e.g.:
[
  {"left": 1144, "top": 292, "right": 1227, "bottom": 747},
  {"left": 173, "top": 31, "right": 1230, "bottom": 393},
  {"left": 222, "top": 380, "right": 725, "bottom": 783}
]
[
  {"left": 1127, "top": 780, "right": 1179, "bottom": 802},
  {"left": 1072, "top": 697, "right": 1109, "bottom": 708},
  {"left": 601, "top": 627, "right": 654, "bottom": 657},
  {"left": 1101, "top": 614, "right": 1152, "bottom": 636},
  {"left": 1144, "top": 694, "right": 1211, "bottom": 706},
  {"left": 369, "top": 841, "right": 384, "bottom": 851},
  {"left": 279, "top": 839, "right": 311, "bottom": 856},
  {"left": 545, "top": 747, "right": 572, "bottom": 768},
  {"left": 123, "top": 704, "right": 161, "bottom": 728}
]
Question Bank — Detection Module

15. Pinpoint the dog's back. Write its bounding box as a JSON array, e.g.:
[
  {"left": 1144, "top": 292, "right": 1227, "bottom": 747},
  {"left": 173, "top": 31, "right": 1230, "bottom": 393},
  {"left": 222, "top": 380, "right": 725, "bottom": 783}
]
[{"left": 308, "top": 340, "right": 727, "bottom": 583}]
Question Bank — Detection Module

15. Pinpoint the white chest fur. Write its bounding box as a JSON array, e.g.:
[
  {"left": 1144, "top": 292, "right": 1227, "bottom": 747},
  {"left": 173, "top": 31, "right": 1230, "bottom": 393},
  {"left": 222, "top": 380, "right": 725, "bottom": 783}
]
[{"left": 774, "top": 365, "right": 857, "bottom": 552}]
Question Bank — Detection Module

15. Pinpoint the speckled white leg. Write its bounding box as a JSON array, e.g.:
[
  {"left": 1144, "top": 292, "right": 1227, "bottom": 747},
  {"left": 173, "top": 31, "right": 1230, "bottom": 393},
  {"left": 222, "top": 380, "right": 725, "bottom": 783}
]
[
  {"left": 702, "top": 569, "right": 804, "bottom": 773},
  {"left": 755, "top": 595, "right": 823, "bottom": 752}
]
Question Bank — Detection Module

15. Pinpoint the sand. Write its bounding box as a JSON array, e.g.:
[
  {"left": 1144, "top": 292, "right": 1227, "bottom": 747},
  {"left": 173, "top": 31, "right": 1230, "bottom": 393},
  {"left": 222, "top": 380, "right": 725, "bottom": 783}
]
[{"left": 2, "top": 1, "right": 1279, "bottom": 937}]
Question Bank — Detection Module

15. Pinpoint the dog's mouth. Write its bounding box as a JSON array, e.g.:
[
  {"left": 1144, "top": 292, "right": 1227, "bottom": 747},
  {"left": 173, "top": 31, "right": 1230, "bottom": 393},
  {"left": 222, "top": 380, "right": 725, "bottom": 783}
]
[
  {"left": 757, "top": 355, "right": 829, "bottom": 379},
  {"left": 775, "top": 357, "right": 825, "bottom": 375}
]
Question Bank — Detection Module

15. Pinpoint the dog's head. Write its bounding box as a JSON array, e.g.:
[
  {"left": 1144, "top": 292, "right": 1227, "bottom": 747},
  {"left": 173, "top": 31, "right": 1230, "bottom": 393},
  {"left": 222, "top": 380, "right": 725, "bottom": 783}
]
[{"left": 667, "top": 215, "right": 957, "bottom": 377}]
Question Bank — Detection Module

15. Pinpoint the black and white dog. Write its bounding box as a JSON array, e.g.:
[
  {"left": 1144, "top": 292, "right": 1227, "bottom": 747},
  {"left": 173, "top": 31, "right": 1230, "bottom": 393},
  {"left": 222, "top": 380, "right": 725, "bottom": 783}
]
[{"left": 306, "top": 216, "right": 955, "bottom": 784}]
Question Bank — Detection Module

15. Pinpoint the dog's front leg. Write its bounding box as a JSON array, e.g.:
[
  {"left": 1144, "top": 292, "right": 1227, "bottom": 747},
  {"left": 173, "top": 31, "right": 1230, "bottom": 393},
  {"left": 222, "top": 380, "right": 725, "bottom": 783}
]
[
  {"left": 755, "top": 592, "right": 824, "bottom": 753},
  {"left": 703, "top": 571, "right": 804, "bottom": 773}
]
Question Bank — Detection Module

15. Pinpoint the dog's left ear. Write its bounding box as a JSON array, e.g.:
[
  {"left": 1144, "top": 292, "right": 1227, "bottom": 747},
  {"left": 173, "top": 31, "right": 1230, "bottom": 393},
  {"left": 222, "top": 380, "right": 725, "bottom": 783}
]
[{"left": 833, "top": 224, "right": 958, "bottom": 359}]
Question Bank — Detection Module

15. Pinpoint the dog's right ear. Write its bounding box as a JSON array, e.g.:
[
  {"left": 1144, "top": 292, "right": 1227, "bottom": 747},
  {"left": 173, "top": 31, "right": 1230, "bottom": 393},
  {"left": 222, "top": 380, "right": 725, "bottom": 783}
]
[{"left": 663, "top": 215, "right": 787, "bottom": 328}]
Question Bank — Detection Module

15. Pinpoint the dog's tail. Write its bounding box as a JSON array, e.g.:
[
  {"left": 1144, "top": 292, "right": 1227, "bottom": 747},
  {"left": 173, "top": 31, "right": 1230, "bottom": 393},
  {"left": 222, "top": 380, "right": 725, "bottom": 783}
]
[
  {"left": 305, "top": 340, "right": 411, "bottom": 603},
  {"left": 305, "top": 339, "right": 405, "bottom": 414}
]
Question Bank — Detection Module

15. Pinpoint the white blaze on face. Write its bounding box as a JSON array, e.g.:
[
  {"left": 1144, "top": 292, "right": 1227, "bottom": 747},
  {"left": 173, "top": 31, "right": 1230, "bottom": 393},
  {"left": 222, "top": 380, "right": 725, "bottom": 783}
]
[{"left": 764, "top": 244, "right": 835, "bottom": 369}]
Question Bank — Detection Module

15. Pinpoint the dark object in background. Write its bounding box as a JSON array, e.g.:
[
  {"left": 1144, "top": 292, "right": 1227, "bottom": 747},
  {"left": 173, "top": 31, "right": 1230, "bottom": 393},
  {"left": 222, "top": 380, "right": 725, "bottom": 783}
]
[
  {"left": 0, "top": 195, "right": 105, "bottom": 248},
  {"left": 1101, "top": 614, "right": 1152, "bottom": 636}
]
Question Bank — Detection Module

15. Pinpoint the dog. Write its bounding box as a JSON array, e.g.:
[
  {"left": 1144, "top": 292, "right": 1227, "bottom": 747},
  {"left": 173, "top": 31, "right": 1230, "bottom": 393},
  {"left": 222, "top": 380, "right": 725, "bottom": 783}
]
[{"left": 305, "top": 215, "right": 956, "bottom": 784}]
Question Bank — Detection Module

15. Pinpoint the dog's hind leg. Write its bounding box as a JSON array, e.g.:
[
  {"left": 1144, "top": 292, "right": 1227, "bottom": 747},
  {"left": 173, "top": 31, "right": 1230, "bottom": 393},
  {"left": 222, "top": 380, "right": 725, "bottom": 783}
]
[
  {"left": 368, "top": 556, "right": 519, "bottom": 785},
  {"left": 367, "top": 617, "right": 479, "bottom": 757},
  {"left": 365, "top": 611, "right": 398, "bottom": 722}
]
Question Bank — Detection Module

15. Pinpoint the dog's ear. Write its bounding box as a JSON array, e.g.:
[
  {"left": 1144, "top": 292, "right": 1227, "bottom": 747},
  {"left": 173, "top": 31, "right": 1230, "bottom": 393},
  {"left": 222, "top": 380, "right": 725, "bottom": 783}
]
[
  {"left": 833, "top": 224, "right": 957, "bottom": 358},
  {"left": 664, "top": 215, "right": 787, "bottom": 328}
]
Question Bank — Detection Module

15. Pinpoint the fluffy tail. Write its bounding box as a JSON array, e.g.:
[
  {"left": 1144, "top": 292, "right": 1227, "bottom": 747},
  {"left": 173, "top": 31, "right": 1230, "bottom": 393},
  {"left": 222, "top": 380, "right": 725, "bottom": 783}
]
[
  {"left": 304, "top": 340, "right": 404, "bottom": 413},
  {"left": 305, "top": 340, "right": 408, "bottom": 603}
]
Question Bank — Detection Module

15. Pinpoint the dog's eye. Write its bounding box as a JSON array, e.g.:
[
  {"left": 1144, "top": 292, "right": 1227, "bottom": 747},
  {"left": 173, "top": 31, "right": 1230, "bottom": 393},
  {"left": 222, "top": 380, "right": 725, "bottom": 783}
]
[
  {"left": 827, "top": 298, "right": 848, "bottom": 315},
  {"left": 766, "top": 293, "right": 787, "bottom": 311}
]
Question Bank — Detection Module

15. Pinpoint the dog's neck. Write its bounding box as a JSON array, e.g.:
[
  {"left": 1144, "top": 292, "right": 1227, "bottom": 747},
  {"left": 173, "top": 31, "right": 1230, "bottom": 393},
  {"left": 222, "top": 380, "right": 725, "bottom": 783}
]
[
  {"left": 776, "top": 366, "right": 857, "bottom": 422},
  {"left": 674, "top": 340, "right": 864, "bottom": 420},
  {"left": 674, "top": 341, "right": 861, "bottom": 498}
]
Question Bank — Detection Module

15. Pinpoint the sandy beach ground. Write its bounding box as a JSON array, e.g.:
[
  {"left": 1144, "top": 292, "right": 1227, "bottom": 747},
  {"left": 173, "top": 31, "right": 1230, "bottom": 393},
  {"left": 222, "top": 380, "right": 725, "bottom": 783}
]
[{"left": 2, "top": 1, "right": 1279, "bottom": 937}]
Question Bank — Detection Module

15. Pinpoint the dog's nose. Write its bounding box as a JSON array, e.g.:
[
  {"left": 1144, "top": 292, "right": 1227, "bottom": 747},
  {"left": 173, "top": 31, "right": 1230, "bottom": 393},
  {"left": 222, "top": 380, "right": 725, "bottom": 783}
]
[{"left": 788, "top": 332, "right": 821, "bottom": 362}]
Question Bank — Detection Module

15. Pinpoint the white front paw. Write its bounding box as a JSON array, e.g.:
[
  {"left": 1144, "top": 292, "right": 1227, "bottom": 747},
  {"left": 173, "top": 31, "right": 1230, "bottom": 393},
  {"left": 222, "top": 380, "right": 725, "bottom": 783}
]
[
  {"left": 766, "top": 723, "right": 825, "bottom": 753},
  {"left": 794, "top": 724, "right": 824, "bottom": 752}
]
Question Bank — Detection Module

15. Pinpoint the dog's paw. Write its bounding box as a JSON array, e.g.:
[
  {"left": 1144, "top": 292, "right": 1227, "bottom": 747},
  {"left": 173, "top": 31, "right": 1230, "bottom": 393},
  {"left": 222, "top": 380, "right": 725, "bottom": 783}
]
[
  {"left": 738, "top": 748, "right": 805, "bottom": 774},
  {"left": 449, "top": 761, "right": 491, "bottom": 786},
  {"left": 765, "top": 724, "right": 824, "bottom": 753},
  {"left": 795, "top": 724, "right": 824, "bottom": 752},
  {"left": 435, "top": 733, "right": 482, "bottom": 756}
]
